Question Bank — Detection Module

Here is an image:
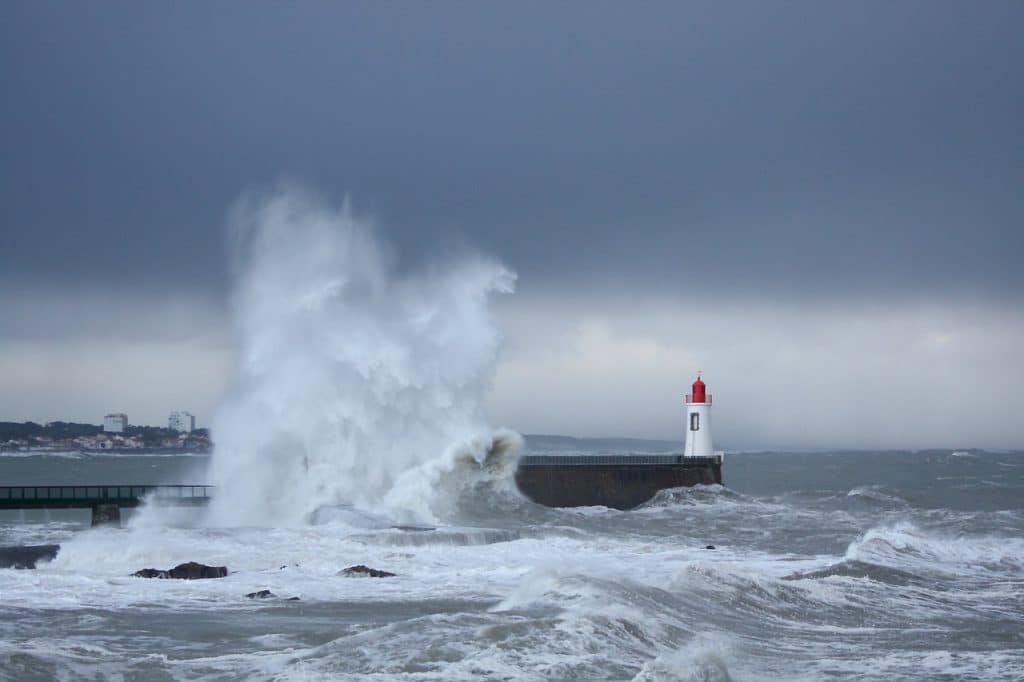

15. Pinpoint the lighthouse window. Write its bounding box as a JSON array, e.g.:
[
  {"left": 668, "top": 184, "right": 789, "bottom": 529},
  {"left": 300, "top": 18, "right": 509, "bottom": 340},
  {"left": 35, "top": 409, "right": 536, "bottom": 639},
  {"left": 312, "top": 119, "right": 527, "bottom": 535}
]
[{"left": 690, "top": 413, "right": 700, "bottom": 431}]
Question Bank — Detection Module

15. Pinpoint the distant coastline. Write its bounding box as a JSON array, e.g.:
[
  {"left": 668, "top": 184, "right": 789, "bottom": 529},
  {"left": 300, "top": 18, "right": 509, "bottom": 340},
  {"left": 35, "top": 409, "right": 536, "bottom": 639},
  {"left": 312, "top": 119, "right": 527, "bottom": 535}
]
[
  {"left": 1, "top": 421, "right": 211, "bottom": 455},
  {"left": 0, "top": 446, "right": 211, "bottom": 456},
  {"left": 2, "top": 427, "right": 682, "bottom": 457}
]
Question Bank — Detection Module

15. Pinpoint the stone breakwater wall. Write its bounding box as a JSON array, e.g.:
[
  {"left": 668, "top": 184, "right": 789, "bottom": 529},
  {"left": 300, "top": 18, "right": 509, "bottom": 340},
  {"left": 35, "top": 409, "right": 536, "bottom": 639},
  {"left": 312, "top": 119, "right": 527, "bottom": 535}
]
[{"left": 514, "top": 456, "right": 722, "bottom": 510}]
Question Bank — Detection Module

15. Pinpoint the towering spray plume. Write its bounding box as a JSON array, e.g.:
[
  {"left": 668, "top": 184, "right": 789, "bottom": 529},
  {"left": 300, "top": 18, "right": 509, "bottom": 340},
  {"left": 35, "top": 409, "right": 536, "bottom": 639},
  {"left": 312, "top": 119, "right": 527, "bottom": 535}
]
[{"left": 206, "top": 187, "right": 516, "bottom": 525}]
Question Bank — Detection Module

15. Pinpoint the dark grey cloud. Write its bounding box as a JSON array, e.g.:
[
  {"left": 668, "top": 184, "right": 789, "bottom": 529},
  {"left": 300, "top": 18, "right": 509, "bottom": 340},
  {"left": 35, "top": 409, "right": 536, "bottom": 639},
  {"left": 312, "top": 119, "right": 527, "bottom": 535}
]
[{"left": 2, "top": 1, "right": 1022, "bottom": 301}]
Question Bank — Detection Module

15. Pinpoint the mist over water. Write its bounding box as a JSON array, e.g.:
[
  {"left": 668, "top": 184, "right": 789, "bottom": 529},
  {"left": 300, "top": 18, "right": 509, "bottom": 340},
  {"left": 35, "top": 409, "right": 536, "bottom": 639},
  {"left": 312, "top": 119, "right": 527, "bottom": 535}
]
[{"left": 205, "top": 187, "right": 517, "bottom": 525}]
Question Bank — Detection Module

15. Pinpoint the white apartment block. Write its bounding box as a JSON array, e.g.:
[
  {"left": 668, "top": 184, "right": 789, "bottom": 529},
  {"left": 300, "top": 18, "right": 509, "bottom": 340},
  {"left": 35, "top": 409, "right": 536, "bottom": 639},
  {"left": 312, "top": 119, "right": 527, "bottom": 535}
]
[
  {"left": 168, "top": 411, "right": 196, "bottom": 433},
  {"left": 103, "top": 413, "right": 128, "bottom": 433}
]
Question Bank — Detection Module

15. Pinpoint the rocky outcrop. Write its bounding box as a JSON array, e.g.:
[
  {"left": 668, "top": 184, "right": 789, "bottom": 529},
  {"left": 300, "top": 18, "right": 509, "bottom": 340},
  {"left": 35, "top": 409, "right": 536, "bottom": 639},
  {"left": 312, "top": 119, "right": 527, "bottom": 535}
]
[
  {"left": 244, "top": 590, "right": 301, "bottom": 600},
  {"left": 339, "top": 564, "right": 395, "bottom": 577},
  {"left": 133, "top": 561, "right": 228, "bottom": 579},
  {"left": 133, "top": 568, "right": 165, "bottom": 578},
  {"left": 0, "top": 544, "right": 59, "bottom": 569}
]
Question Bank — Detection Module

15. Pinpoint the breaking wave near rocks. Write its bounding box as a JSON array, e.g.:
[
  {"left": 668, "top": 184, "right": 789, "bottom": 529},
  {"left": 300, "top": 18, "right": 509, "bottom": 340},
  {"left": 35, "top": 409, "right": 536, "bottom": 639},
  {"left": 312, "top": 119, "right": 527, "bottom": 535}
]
[
  {"left": 3, "top": 198, "right": 1022, "bottom": 680},
  {"left": 3, "top": 441, "right": 1024, "bottom": 679},
  {"left": 203, "top": 187, "right": 519, "bottom": 526}
]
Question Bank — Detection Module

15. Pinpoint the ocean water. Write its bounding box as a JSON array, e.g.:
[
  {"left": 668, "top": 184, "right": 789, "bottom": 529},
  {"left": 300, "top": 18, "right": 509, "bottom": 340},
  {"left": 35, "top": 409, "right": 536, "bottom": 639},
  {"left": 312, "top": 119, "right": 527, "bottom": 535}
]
[{"left": 1, "top": 443, "right": 1022, "bottom": 681}]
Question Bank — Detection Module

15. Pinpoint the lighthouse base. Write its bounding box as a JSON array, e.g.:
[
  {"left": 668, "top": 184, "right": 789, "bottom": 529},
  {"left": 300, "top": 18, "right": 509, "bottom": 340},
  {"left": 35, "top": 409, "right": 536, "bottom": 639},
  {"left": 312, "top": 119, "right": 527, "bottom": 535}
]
[{"left": 514, "top": 455, "right": 723, "bottom": 510}]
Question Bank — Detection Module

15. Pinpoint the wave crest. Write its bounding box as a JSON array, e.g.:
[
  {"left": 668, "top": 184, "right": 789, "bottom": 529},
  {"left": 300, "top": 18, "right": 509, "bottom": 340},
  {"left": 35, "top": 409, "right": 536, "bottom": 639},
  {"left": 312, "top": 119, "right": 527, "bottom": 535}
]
[
  {"left": 844, "top": 521, "right": 1024, "bottom": 574},
  {"left": 198, "top": 187, "right": 516, "bottom": 526}
]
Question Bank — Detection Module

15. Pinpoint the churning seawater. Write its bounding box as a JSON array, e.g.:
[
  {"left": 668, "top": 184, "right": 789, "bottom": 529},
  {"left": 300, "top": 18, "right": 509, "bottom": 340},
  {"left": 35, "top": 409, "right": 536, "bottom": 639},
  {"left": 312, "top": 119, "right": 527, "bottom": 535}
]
[{"left": 1, "top": 444, "right": 1021, "bottom": 681}]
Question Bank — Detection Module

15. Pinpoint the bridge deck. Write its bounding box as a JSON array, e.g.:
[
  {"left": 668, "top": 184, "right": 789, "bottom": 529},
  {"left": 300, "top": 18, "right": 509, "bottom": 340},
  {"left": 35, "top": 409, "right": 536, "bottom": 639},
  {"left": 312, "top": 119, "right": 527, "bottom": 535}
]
[{"left": 0, "top": 485, "right": 212, "bottom": 510}]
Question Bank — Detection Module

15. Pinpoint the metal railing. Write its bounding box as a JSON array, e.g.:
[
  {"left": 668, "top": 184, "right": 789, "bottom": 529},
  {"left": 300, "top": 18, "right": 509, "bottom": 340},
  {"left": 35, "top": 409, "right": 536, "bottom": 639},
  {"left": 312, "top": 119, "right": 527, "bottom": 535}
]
[
  {"left": 0, "top": 485, "right": 212, "bottom": 506},
  {"left": 685, "top": 394, "right": 712, "bottom": 404}
]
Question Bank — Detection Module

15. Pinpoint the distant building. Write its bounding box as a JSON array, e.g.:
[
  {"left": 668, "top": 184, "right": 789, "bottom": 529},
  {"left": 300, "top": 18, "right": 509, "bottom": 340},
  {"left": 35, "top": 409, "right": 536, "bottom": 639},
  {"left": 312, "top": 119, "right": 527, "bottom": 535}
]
[
  {"left": 168, "top": 411, "right": 195, "bottom": 433},
  {"left": 103, "top": 413, "right": 128, "bottom": 433}
]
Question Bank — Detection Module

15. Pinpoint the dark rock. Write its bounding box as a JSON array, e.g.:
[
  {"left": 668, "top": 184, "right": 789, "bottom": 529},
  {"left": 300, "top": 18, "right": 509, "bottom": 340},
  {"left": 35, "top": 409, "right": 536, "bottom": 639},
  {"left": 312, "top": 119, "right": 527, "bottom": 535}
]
[
  {"left": 133, "top": 562, "right": 228, "bottom": 580},
  {"left": 339, "top": 564, "right": 396, "bottom": 578},
  {"left": 167, "top": 562, "right": 228, "bottom": 579},
  {"left": 286, "top": 596, "right": 301, "bottom": 601},
  {"left": 133, "top": 568, "right": 165, "bottom": 578},
  {"left": 246, "top": 590, "right": 275, "bottom": 599},
  {"left": 705, "top": 545, "right": 716, "bottom": 550},
  {"left": 0, "top": 544, "right": 60, "bottom": 569}
]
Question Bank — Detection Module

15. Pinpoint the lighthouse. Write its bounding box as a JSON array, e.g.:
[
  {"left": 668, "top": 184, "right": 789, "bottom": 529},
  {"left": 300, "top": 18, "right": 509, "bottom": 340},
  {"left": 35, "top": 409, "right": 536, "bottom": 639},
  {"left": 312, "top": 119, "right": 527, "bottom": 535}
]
[
  {"left": 684, "top": 373, "right": 715, "bottom": 457},
  {"left": 513, "top": 370, "right": 724, "bottom": 508}
]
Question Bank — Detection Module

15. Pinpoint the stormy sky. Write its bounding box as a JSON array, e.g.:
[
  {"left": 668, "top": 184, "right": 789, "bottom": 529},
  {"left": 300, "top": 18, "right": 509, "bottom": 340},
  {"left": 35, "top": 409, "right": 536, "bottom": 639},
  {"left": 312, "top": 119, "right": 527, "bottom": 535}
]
[{"left": 2, "top": 3, "right": 1022, "bottom": 448}]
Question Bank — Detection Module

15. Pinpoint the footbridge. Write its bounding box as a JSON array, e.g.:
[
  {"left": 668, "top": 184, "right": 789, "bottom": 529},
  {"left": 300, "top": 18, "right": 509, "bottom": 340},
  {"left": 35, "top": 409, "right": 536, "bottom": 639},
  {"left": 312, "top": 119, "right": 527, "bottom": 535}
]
[{"left": 0, "top": 485, "right": 212, "bottom": 526}]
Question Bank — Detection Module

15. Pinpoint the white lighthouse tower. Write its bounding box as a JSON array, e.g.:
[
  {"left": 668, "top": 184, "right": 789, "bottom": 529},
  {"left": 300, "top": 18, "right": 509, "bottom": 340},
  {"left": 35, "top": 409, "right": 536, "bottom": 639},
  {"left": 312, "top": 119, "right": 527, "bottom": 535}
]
[{"left": 684, "top": 373, "right": 715, "bottom": 457}]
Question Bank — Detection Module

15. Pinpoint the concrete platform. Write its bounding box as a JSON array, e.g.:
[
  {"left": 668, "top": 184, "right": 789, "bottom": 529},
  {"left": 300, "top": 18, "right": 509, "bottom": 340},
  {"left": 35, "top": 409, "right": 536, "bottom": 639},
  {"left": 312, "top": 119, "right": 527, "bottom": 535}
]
[{"left": 514, "top": 455, "right": 722, "bottom": 510}]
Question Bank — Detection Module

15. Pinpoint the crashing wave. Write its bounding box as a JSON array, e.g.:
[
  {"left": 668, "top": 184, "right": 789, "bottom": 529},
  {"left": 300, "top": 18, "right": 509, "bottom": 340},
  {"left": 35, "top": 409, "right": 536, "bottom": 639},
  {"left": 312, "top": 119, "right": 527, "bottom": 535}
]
[
  {"left": 844, "top": 485, "right": 909, "bottom": 509},
  {"left": 782, "top": 558, "right": 925, "bottom": 586},
  {"left": 190, "top": 186, "right": 517, "bottom": 527},
  {"left": 844, "top": 521, "right": 1024, "bottom": 574},
  {"left": 636, "top": 485, "right": 750, "bottom": 512}
]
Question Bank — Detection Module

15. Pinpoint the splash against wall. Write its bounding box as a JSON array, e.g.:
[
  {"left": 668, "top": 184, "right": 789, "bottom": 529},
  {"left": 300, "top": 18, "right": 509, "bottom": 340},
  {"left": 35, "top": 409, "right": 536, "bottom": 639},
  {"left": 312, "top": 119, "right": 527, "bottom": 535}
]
[{"left": 205, "top": 187, "right": 517, "bottom": 525}]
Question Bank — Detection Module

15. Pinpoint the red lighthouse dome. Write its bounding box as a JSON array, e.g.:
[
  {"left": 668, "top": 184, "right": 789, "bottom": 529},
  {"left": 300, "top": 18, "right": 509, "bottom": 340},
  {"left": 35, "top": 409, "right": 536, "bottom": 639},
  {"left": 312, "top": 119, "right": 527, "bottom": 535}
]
[
  {"left": 691, "top": 375, "right": 706, "bottom": 403},
  {"left": 687, "top": 374, "right": 709, "bottom": 404}
]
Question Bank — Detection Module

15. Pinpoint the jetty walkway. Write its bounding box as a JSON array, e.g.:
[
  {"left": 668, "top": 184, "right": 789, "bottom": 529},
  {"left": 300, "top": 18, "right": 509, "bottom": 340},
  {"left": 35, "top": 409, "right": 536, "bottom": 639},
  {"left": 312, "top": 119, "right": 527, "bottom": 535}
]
[{"left": 0, "top": 485, "right": 212, "bottom": 526}]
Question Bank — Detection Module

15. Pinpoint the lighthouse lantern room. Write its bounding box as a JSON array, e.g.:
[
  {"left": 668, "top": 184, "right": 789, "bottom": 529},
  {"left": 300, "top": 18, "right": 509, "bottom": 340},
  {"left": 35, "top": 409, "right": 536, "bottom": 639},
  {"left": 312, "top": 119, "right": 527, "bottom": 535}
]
[{"left": 684, "top": 373, "right": 715, "bottom": 457}]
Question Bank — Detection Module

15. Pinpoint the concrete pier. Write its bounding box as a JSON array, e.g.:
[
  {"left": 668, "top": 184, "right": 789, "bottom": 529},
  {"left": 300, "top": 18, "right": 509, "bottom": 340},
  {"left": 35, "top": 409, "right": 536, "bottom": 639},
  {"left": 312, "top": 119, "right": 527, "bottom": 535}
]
[
  {"left": 90, "top": 503, "right": 122, "bottom": 528},
  {"left": 0, "top": 486, "right": 212, "bottom": 527},
  {"left": 514, "top": 455, "right": 722, "bottom": 510}
]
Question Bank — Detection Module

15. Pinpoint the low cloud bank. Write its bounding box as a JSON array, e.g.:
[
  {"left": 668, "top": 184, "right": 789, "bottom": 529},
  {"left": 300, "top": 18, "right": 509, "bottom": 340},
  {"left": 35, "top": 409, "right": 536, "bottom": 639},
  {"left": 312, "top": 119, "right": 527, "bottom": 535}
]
[
  {"left": 0, "top": 290, "right": 231, "bottom": 426},
  {"left": 2, "top": 284, "right": 1021, "bottom": 450},
  {"left": 490, "top": 294, "right": 1024, "bottom": 450}
]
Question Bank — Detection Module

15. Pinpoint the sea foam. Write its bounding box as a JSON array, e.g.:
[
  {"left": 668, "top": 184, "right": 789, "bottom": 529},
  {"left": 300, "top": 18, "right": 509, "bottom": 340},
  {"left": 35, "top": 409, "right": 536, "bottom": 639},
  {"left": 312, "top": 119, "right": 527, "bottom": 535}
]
[{"left": 200, "top": 186, "right": 517, "bottom": 526}]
